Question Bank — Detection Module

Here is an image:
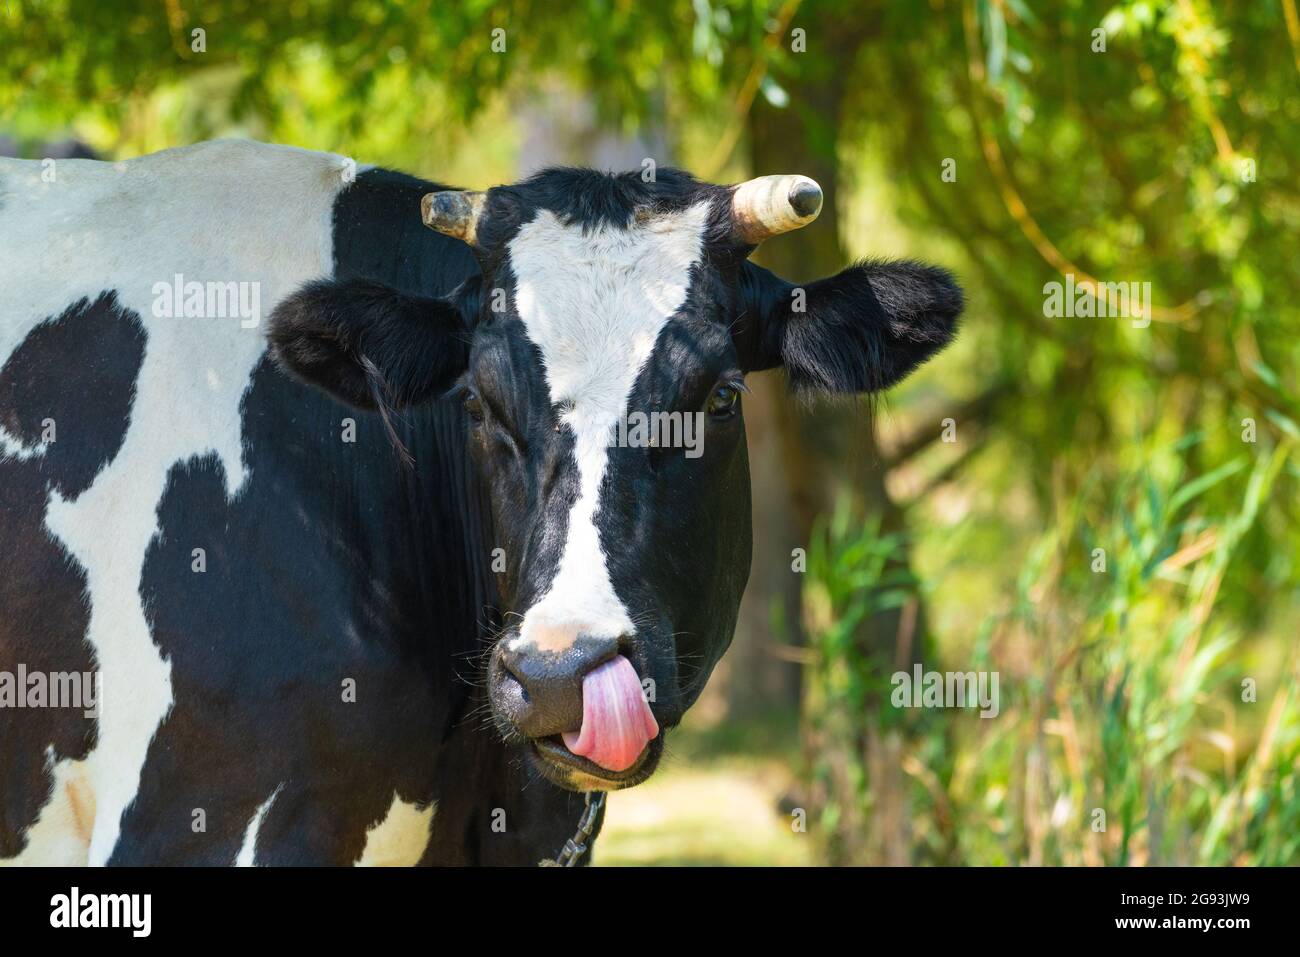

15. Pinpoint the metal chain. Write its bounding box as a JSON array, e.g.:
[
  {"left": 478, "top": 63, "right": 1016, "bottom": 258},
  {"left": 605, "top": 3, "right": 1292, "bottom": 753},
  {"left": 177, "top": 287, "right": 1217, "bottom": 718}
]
[{"left": 538, "top": 791, "right": 606, "bottom": 867}]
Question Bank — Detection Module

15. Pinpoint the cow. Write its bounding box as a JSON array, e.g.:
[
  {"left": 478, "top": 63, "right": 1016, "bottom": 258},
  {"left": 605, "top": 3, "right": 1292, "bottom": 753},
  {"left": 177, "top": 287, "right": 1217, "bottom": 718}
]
[{"left": 0, "top": 139, "right": 960, "bottom": 865}]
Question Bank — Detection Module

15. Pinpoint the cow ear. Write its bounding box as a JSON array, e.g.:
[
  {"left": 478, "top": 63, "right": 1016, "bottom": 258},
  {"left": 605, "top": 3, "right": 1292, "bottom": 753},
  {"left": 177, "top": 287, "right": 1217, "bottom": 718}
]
[
  {"left": 267, "top": 276, "right": 478, "bottom": 410},
  {"left": 734, "top": 259, "right": 962, "bottom": 394}
]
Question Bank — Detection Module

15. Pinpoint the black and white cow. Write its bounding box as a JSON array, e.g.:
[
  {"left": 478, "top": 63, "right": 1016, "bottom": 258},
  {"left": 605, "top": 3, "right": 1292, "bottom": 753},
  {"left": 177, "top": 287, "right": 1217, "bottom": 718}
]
[{"left": 0, "top": 140, "right": 960, "bottom": 865}]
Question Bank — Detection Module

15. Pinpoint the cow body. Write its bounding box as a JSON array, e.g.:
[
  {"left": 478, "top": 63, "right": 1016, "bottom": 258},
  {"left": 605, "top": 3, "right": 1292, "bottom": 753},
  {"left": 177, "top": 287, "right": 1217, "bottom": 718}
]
[
  {"left": 1, "top": 141, "right": 584, "bottom": 865},
  {"left": 3, "top": 140, "right": 961, "bottom": 866}
]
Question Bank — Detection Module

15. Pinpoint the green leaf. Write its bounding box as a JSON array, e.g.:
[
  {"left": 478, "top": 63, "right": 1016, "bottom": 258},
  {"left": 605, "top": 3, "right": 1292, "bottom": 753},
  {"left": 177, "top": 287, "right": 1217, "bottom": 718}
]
[
  {"left": 1265, "top": 409, "right": 1300, "bottom": 441},
  {"left": 1168, "top": 457, "right": 1248, "bottom": 514}
]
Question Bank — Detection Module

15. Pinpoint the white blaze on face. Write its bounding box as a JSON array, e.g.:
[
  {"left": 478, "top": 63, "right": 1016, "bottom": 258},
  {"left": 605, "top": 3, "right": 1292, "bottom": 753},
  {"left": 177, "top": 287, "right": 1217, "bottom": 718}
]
[{"left": 506, "top": 202, "right": 712, "bottom": 653}]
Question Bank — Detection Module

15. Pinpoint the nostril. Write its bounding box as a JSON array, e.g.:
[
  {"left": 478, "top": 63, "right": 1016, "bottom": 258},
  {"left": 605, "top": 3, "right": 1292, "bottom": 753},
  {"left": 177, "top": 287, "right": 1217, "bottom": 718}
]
[
  {"left": 613, "top": 634, "right": 637, "bottom": 667},
  {"left": 579, "top": 638, "right": 623, "bottom": 679},
  {"left": 500, "top": 662, "right": 529, "bottom": 703},
  {"left": 491, "top": 645, "right": 533, "bottom": 714}
]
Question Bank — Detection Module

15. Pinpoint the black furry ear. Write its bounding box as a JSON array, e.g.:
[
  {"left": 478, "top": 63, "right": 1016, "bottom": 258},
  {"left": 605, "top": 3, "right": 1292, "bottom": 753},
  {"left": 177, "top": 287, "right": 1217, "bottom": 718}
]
[
  {"left": 267, "top": 277, "right": 476, "bottom": 410},
  {"left": 735, "top": 259, "right": 962, "bottom": 394}
]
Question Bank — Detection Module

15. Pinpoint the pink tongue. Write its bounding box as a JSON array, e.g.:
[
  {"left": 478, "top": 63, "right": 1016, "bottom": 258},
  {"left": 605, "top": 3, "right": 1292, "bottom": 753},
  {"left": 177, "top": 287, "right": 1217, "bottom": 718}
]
[{"left": 561, "top": 655, "right": 659, "bottom": 772}]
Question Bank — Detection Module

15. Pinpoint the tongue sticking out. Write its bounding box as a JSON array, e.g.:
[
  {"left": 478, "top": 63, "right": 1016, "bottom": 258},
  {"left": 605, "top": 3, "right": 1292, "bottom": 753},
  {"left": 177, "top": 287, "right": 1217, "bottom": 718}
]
[{"left": 561, "top": 655, "right": 659, "bottom": 773}]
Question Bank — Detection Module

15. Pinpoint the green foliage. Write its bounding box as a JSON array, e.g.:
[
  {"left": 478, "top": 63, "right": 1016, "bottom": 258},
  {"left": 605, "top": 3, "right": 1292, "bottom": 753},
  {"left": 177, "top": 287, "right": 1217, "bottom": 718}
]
[
  {"left": 796, "top": 2, "right": 1300, "bottom": 866},
  {"left": 803, "top": 437, "right": 1299, "bottom": 865},
  {"left": 0, "top": 0, "right": 775, "bottom": 157}
]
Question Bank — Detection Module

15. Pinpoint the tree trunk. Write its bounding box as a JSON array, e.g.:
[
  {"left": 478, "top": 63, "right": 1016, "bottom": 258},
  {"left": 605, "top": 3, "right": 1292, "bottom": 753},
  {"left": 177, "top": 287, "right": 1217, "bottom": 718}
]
[{"left": 741, "top": 14, "right": 928, "bottom": 712}]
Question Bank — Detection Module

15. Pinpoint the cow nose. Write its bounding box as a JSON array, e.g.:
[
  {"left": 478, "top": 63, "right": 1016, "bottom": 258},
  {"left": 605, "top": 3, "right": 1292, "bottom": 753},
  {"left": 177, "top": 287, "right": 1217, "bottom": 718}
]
[{"left": 493, "top": 629, "right": 621, "bottom": 739}]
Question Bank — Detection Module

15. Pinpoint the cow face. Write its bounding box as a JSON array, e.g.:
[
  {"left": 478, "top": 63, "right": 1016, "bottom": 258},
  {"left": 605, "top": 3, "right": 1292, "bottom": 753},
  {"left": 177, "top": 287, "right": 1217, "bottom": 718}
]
[{"left": 269, "top": 167, "right": 961, "bottom": 791}]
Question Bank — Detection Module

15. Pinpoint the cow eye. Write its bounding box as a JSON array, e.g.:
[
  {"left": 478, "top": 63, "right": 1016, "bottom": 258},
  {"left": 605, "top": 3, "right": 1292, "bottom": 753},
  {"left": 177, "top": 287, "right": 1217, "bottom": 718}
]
[
  {"left": 463, "top": 389, "right": 485, "bottom": 422},
  {"left": 706, "top": 384, "right": 739, "bottom": 418}
]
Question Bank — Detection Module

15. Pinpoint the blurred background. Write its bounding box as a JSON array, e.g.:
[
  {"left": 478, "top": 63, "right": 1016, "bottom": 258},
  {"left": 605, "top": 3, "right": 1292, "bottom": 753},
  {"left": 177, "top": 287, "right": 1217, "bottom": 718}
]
[{"left": 3, "top": 0, "right": 1297, "bottom": 865}]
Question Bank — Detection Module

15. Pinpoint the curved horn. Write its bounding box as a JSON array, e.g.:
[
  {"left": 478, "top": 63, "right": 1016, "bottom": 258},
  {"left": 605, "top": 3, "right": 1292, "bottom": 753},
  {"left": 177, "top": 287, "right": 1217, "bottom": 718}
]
[
  {"left": 421, "top": 190, "right": 487, "bottom": 246},
  {"left": 730, "top": 175, "right": 823, "bottom": 244}
]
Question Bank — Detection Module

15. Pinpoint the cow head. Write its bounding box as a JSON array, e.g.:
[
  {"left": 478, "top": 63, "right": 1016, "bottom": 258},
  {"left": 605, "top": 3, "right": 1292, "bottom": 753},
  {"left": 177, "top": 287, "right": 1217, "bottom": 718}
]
[{"left": 268, "top": 167, "right": 961, "bottom": 791}]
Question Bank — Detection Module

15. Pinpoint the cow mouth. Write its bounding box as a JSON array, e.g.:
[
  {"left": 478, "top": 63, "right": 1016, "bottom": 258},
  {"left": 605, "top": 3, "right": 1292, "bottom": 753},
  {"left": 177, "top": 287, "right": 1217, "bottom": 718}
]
[
  {"left": 530, "top": 734, "right": 660, "bottom": 790},
  {"left": 506, "top": 652, "right": 664, "bottom": 790}
]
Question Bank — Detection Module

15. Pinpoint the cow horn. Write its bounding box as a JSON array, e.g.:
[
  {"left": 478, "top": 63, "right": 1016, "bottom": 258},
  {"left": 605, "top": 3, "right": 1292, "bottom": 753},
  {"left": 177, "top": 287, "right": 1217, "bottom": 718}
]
[
  {"left": 730, "top": 175, "right": 823, "bottom": 244},
  {"left": 421, "top": 190, "right": 487, "bottom": 245}
]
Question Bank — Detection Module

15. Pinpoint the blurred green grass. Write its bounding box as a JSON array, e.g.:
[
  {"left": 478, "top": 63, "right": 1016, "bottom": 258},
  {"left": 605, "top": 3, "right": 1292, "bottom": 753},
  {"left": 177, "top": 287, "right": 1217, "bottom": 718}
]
[{"left": 596, "top": 710, "right": 816, "bottom": 866}]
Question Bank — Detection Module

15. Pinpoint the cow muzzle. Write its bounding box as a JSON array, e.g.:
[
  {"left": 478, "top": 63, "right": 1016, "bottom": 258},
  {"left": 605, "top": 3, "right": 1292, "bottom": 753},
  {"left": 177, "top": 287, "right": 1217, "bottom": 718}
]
[{"left": 488, "top": 631, "right": 662, "bottom": 789}]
